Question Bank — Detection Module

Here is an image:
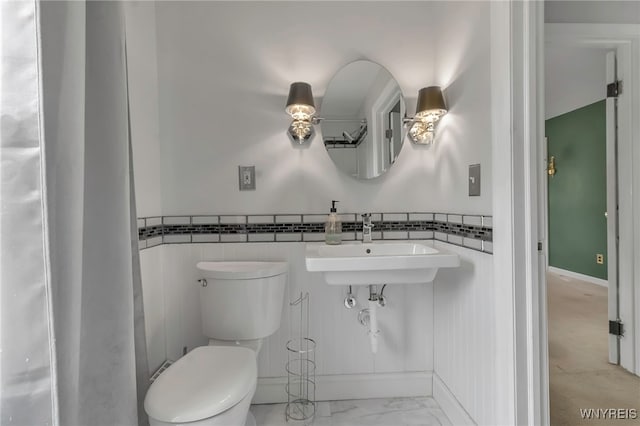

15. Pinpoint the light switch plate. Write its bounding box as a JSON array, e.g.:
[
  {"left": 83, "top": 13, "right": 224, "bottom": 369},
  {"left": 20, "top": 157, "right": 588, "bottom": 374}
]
[
  {"left": 469, "top": 164, "right": 481, "bottom": 196},
  {"left": 238, "top": 166, "right": 256, "bottom": 190}
]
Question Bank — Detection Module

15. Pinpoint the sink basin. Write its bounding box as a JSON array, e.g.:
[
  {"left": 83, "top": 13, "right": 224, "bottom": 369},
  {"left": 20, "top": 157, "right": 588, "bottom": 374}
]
[{"left": 305, "top": 241, "right": 460, "bottom": 285}]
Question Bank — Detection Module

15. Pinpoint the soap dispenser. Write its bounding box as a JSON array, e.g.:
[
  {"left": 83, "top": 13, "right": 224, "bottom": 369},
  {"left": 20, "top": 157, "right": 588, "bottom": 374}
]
[{"left": 325, "top": 200, "right": 342, "bottom": 245}]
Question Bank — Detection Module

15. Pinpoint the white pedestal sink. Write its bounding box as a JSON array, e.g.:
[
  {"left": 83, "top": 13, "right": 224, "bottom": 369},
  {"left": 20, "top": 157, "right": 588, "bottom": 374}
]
[{"left": 305, "top": 241, "right": 460, "bottom": 285}]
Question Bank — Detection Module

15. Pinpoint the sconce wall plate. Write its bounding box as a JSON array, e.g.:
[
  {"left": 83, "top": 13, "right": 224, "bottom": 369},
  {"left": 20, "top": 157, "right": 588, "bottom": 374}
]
[{"left": 287, "top": 119, "right": 316, "bottom": 144}]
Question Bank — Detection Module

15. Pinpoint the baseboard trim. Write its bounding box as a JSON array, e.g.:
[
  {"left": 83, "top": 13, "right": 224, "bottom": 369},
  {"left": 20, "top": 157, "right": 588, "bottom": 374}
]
[
  {"left": 432, "top": 373, "right": 476, "bottom": 426},
  {"left": 548, "top": 266, "right": 608, "bottom": 287},
  {"left": 252, "top": 371, "right": 433, "bottom": 404}
]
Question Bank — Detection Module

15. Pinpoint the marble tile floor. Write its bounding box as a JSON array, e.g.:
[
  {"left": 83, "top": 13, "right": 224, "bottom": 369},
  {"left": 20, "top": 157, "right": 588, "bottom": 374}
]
[{"left": 251, "top": 396, "right": 452, "bottom": 426}]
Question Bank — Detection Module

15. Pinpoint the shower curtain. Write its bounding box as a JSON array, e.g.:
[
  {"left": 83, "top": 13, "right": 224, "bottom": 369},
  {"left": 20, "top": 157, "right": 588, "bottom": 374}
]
[{"left": 1, "top": 1, "right": 149, "bottom": 425}]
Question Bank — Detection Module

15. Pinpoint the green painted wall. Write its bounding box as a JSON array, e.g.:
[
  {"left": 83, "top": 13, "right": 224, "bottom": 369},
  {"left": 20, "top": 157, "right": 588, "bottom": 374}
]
[{"left": 546, "top": 100, "right": 607, "bottom": 280}]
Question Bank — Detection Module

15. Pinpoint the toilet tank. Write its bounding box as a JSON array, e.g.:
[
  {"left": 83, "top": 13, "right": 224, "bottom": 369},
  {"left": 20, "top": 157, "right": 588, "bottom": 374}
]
[{"left": 196, "top": 261, "right": 288, "bottom": 340}]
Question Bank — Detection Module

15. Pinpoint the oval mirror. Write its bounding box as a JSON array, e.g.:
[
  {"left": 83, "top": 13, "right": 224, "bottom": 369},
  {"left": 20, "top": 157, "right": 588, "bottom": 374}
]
[{"left": 321, "top": 60, "right": 406, "bottom": 180}]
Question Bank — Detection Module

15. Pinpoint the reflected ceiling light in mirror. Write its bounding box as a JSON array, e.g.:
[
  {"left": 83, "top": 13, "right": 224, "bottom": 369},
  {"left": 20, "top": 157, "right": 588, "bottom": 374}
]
[
  {"left": 406, "top": 86, "right": 447, "bottom": 145},
  {"left": 285, "top": 82, "right": 318, "bottom": 144}
]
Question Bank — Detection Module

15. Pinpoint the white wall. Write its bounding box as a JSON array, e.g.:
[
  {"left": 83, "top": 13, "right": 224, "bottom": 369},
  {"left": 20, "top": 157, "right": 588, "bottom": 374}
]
[
  {"left": 124, "top": 2, "right": 163, "bottom": 217},
  {"left": 545, "top": 1, "right": 640, "bottom": 24},
  {"left": 545, "top": 46, "right": 608, "bottom": 119},
  {"left": 433, "top": 242, "right": 496, "bottom": 425},
  {"left": 432, "top": 2, "right": 492, "bottom": 208},
  {"left": 153, "top": 1, "right": 492, "bottom": 216},
  {"left": 327, "top": 148, "right": 357, "bottom": 177},
  {"left": 139, "top": 247, "right": 166, "bottom": 372}
]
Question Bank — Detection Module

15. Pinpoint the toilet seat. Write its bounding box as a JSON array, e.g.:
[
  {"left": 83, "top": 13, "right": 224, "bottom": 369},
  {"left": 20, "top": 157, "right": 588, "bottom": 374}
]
[
  {"left": 196, "top": 261, "right": 288, "bottom": 280},
  {"left": 144, "top": 346, "right": 257, "bottom": 423}
]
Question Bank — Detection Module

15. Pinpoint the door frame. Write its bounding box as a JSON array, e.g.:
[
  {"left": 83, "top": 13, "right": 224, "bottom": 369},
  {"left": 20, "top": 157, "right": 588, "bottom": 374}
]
[
  {"left": 522, "top": 22, "right": 640, "bottom": 426},
  {"left": 503, "top": 13, "right": 640, "bottom": 425},
  {"left": 491, "top": 2, "right": 545, "bottom": 424},
  {"left": 493, "top": 5, "right": 640, "bottom": 424},
  {"left": 544, "top": 23, "right": 640, "bottom": 374}
]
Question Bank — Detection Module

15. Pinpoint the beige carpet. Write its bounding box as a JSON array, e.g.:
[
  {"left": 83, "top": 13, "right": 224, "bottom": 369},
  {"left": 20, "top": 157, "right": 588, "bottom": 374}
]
[{"left": 548, "top": 272, "right": 640, "bottom": 426}]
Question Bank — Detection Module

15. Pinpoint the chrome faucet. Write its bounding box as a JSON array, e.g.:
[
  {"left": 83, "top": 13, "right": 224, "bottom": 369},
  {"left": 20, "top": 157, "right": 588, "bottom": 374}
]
[{"left": 361, "top": 213, "right": 374, "bottom": 243}]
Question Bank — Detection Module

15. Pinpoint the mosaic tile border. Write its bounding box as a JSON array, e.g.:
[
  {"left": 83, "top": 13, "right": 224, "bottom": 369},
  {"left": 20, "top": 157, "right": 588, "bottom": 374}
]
[{"left": 138, "top": 212, "right": 493, "bottom": 254}]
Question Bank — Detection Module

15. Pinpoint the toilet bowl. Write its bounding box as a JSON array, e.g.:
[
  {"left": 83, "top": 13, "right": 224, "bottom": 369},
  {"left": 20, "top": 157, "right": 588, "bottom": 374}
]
[
  {"left": 145, "top": 346, "right": 257, "bottom": 426},
  {"left": 144, "top": 261, "right": 288, "bottom": 426}
]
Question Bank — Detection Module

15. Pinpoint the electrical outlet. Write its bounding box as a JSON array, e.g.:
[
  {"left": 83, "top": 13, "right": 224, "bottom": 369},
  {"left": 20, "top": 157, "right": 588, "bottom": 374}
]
[
  {"left": 596, "top": 254, "right": 604, "bottom": 264},
  {"left": 238, "top": 166, "right": 255, "bottom": 190}
]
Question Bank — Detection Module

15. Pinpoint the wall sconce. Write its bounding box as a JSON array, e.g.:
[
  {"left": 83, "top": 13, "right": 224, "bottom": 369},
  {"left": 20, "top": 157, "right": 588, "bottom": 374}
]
[
  {"left": 285, "top": 82, "right": 319, "bottom": 144},
  {"left": 405, "top": 86, "right": 448, "bottom": 145}
]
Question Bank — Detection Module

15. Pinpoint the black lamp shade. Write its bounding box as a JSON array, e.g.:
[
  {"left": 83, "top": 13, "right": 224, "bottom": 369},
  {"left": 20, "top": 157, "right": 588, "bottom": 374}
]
[
  {"left": 286, "top": 82, "right": 316, "bottom": 112},
  {"left": 415, "top": 86, "right": 447, "bottom": 116}
]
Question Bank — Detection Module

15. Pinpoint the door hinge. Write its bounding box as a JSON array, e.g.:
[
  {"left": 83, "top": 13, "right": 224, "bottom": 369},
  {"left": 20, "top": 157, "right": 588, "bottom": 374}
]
[
  {"left": 607, "top": 81, "right": 622, "bottom": 98},
  {"left": 385, "top": 129, "right": 393, "bottom": 139},
  {"left": 609, "top": 319, "right": 624, "bottom": 337},
  {"left": 538, "top": 242, "right": 543, "bottom": 251}
]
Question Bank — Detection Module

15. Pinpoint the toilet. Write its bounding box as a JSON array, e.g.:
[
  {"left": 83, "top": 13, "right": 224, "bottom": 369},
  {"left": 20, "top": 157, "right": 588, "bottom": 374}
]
[{"left": 144, "top": 261, "right": 288, "bottom": 426}]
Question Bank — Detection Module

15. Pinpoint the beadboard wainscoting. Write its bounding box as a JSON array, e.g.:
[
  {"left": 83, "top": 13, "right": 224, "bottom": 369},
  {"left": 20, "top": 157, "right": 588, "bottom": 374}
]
[
  {"left": 141, "top": 242, "right": 434, "bottom": 392},
  {"left": 139, "top": 245, "right": 166, "bottom": 372},
  {"left": 433, "top": 242, "right": 496, "bottom": 425},
  {"left": 139, "top": 239, "right": 495, "bottom": 425}
]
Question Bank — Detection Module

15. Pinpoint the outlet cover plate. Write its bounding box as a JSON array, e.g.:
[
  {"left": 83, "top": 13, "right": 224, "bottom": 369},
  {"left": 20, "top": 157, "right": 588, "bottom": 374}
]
[
  {"left": 239, "top": 166, "right": 256, "bottom": 191},
  {"left": 469, "top": 164, "right": 481, "bottom": 196}
]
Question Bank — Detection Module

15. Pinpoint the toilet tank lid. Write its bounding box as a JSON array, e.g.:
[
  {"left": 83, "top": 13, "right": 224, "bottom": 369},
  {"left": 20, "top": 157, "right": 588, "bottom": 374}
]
[
  {"left": 144, "top": 346, "right": 257, "bottom": 423},
  {"left": 196, "top": 261, "right": 288, "bottom": 279}
]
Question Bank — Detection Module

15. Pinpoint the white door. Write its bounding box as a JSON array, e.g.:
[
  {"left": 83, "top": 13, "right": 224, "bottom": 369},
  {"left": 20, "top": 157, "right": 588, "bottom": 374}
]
[{"left": 605, "top": 51, "right": 620, "bottom": 365}]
